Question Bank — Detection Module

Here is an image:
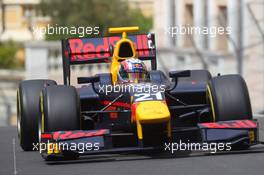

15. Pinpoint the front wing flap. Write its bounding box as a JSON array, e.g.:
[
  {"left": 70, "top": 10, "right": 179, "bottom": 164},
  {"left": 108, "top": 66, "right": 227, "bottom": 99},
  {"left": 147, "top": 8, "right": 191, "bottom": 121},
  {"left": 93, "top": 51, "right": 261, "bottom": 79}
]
[{"left": 40, "top": 129, "right": 158, "bottom": 159}]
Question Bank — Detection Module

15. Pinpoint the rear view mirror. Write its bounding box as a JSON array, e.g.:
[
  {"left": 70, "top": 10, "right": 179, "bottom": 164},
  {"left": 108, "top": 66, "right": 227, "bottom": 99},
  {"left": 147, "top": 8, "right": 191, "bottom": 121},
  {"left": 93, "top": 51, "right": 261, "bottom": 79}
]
[{"left": 168, "top": 70, "right": 191, "bottom": 91}]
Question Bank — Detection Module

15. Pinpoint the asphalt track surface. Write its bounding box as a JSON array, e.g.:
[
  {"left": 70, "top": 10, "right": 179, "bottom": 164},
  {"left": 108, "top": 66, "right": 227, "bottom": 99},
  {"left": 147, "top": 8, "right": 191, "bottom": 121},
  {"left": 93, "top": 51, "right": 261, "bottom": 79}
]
[{"left": 1, "top": 118, "right": 264, "bottom": 175}]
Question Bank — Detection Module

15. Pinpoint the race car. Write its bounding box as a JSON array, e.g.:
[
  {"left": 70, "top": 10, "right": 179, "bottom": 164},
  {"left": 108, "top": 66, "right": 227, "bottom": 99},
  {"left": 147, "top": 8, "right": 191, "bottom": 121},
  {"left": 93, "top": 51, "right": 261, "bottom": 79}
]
[{"left": 17, "top": 26, "right": 259, "bottom": 160}]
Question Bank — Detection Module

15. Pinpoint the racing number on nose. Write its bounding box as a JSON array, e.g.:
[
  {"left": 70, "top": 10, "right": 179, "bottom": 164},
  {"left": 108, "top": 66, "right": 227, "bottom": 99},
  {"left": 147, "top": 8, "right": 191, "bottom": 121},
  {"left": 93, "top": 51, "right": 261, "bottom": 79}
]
[{"left": 134, "top": 91, "right": 163, "bottom": 102}]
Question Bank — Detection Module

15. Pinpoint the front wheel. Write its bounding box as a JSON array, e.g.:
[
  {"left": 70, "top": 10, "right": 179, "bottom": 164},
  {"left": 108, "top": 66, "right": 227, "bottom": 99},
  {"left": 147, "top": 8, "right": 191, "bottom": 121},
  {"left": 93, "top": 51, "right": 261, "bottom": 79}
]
[
  {"left": 207, "top": 74, "right": 252, "bottom": 122},
  {"left": 39, "top": 85, "right": 81, "bottom": 160},
  {"left": 39, "top": 85, "right": 80, "bottom": 135},
  {"left": 207, "top": 74, "right": 252, "bottom": 149}
]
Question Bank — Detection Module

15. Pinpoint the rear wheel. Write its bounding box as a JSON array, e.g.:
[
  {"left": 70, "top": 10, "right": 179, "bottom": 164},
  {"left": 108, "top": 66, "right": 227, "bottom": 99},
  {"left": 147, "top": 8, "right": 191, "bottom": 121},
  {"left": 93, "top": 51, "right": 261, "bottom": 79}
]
[{"left": 17, "top": 79, "right": 56, "bottom": 151}]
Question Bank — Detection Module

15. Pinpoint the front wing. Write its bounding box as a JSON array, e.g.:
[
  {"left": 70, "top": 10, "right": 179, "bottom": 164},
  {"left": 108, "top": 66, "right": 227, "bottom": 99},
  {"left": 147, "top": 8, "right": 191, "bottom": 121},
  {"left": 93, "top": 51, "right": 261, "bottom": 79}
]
[{"left": 40, "top": 119, "right": 259, "bottom": 160}]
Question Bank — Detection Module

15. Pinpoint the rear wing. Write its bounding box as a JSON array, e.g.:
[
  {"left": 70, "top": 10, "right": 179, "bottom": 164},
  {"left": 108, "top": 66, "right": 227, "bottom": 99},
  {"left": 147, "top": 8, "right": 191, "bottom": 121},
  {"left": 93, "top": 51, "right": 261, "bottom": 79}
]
[{"left": 62, "top": 33, "right": 156, "bottom": 85}]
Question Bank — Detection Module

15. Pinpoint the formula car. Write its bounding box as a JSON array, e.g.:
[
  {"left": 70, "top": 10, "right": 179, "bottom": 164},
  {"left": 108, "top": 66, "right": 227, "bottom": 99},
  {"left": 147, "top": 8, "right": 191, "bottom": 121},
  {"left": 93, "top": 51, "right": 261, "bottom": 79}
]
[{"left": 17, "top": 26, "right": 260, "bottom": 160}]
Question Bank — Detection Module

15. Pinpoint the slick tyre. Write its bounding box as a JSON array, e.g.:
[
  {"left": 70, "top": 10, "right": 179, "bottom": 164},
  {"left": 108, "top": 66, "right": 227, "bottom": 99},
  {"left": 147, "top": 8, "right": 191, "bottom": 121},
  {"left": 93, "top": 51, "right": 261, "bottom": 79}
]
[
  {"left": 40, "top": 85, "right": 80, "bottom": 160},
  {"left": 207, "top": 74, "right": 252, "bottom": 122},
  {"left": 207, "top": 74, "right": 252, "bottom": 150},
  {"left": 39, "top": 85, "right": 80, "bottom": 135},
  {"left": 17, "top": 79, "right": 57, "bottom": 151}
]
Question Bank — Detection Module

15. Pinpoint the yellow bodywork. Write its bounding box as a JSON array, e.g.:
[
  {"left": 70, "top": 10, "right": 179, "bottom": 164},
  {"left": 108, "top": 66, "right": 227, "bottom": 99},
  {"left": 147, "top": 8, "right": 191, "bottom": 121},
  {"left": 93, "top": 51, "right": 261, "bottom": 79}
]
[
  {"left": 135, "top": 101, "right": 171, "bottom": 139},
  {"left": 47, "top": 143, "right": 61, "bottom": 154},
  {"left": 136, "top": 101, "right": 170, "bottom": 123},
  {"left": 249, "top": 130, "right": 255, "bottom": 142},
  {"left": 108, "top": 26, "right": 171, "bottom": 141},
  {"left": 108, "top": 26, "right": 139, "bottom": 84}
]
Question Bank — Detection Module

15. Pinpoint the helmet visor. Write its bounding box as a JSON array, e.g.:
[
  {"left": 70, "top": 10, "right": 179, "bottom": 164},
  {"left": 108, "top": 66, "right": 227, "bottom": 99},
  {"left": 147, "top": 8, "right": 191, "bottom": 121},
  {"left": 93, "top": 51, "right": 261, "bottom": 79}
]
[
  {"left": 119, "top": 72, "right": 147, "bottom": 83},
  {"left": 127, "top": 72, "right": 146, "bottom": 83}
]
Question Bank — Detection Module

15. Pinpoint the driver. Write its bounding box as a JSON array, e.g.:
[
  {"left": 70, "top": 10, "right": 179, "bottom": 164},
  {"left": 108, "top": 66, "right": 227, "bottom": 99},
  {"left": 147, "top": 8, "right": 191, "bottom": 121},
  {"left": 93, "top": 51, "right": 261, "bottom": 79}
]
[{"left": 117, "top": 58, "right": 148, "bottom": 84}]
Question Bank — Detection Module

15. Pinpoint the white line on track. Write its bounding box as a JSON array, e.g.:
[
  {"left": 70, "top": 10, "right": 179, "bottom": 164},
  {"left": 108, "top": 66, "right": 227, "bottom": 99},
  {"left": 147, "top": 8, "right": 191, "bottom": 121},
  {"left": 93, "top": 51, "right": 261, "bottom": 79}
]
[{"left": 13, "top": 138, "right": 17, "bottom": 175}]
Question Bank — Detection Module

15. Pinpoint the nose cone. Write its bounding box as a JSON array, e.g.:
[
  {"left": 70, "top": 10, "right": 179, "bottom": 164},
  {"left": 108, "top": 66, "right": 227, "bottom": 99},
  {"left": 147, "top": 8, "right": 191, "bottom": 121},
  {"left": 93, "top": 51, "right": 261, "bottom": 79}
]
[{"left": 136, "top": 101, "right": 170, "bottom": 124}]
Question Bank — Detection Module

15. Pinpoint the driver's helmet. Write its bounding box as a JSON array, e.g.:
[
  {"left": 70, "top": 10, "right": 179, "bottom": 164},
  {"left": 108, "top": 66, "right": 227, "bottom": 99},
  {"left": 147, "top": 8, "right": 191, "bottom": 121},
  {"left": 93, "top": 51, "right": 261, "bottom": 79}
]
[{"left": 118, "top": 58, "right": 148, "bottom": 83}]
